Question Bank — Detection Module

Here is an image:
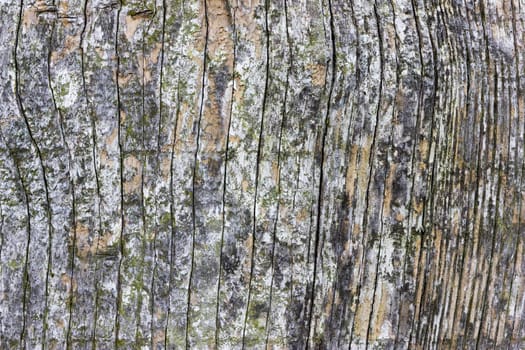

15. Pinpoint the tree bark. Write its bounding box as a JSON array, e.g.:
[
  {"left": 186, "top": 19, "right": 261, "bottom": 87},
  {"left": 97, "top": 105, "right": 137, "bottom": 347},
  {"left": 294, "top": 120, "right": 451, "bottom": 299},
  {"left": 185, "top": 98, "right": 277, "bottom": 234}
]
[{"left": 0, "top": 0, "right": 524, "bottom": 348}]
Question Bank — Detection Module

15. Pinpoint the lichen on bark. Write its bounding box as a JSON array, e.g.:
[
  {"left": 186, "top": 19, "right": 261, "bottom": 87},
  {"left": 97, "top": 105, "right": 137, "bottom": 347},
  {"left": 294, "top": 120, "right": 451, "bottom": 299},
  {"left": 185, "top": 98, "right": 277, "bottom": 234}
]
[{"left": 0, "top": 0, "right": 524, "bottom": 348}]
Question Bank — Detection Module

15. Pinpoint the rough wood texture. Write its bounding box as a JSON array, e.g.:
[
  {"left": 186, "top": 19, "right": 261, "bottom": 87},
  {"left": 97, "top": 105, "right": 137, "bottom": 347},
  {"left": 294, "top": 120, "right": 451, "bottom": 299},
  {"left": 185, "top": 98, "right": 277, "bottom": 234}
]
[{"left": 0, "top": 0, "right": 524, "bottom": 348}]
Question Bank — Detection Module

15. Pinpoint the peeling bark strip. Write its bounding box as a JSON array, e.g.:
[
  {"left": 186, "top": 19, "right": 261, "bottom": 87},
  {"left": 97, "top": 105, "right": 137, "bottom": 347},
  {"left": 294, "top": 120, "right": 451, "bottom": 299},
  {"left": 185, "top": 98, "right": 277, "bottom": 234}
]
[{"left": 1, "top": 0, "right": 525, "bottom": 348}]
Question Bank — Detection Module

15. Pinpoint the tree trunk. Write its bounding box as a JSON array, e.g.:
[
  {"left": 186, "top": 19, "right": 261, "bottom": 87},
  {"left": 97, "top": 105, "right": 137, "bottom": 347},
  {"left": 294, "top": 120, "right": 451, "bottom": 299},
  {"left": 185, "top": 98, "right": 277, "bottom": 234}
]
[{"left": 0, "top": 0, "right": 524, "bottom": 348}]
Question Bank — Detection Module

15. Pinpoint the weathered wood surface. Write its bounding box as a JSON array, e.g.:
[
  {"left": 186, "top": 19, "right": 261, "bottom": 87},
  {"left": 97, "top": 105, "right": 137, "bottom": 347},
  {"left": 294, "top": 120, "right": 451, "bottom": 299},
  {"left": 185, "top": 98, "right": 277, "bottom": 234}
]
[{"left": 0, "top": 0, "right": 524, "bottom": 348}]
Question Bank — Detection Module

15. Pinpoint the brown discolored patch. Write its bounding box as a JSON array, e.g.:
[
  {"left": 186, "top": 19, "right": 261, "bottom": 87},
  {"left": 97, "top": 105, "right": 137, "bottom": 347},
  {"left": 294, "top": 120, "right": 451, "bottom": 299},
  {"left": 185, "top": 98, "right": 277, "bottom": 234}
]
[
  {"left": 119, "top": 109, "right": 127, "bottom": 123},
  {"left": 95, "top": 230, "right": 117, "bottom": 255},
  {"left": 412, "top": 237, "right": 425, "bottom": 325},
  {"left": 296, "top": 207, "right": 309, "bottom": 222},
  {"left": 307, "top": 63, "right": 327, "bottom": 87},
  {"left": 357, "top": 137, "right": 373, "bottom": 195},
  {"left": 71, "top": 225, "right": 116, "bottom": 260},
  {"left": 206, "top": 0, "right": 234, "bottom": 65},
  {"left": 190, "top": 290, "right": 198, "bottom": 306},
  {"left": 271, "top": 161, "right": 279, "bottom": 182},
  {"left": 418, "top": 138, "right": 429, "bottom": 158},
  {"left": 137, "top": 52, "right": 153, "bottom": 84},
  {"left": 99, "top": 149, "right": 114, "bottom": 168},
  {"left": 353, "top": 293, "right": 372, "bottom": 339},
  {"left": 50, "top": 34, "right": 81, "bottom": 63},
  {"left": 512, "top": 205, "right": 520, "bottom": 224},
  {"left": 382, "top": 163, "right": 397, "bottom": 218},
  {"left": 413, "top": 199, "right": 424, "bottom": 215},
  {"left": 105, "top": 125, "right": 119, "bottom": 147},
  {"left": 125, "top": 13, "right": 144, "bottom": 41},
  {"left": 324, "top": 287, "right": 333, "bottom": 316},
  {"left": 22, "top": 7, "right": 38, "bottom": 27},
  {"left": 152, "top": 330, "right": 166, "bottom": 348},
  {"left": 243, "top": 234, "right": 254, "bottom": 281},
  {"left": 123, "top": 155, "right": 142, "bottom": 194},
  {"left": 228, "top": 135, "right": 241, "bottom": 147},
  {"left": 345, "top": 144, "right": 359, "bottom": 202},
  {"left": 73, "top": 223, "right": 91, "bottom": 259},
  {"left": 60, "top": 273, "right": 78, "bottom": 294},
  {"left": 202, "top": 101, "right": 229, "bottom": 154},
  {"left": 371, "top": 282, "right": 390, "bottom": 340},
  {"left": 148, "top": 42, "right": 163, "bottom": 65},
  {"left": 57, "top": 0, "right": 68, "bottom": 16},
  {"left": 233, "top": 77, "right": 247, "bottom": 106},
  {"left": 160, "top": 156, "right": 172, "bottom": 180},
  {"left": 198, "top": 0, "right": 235, "bottom": 159},
  {"left": 54, "top": 318, "right": 66, "bottom": 330},
  {"left": 117, "top": 73, "right": 133, "bottom": 87}
]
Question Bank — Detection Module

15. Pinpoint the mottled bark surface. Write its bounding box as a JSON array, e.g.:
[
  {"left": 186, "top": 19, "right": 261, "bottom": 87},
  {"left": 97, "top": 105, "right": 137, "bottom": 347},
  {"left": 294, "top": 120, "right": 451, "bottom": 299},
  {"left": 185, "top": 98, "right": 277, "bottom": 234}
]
[{"left": 0, "top": 0, "right": 524, "bottom": 348}]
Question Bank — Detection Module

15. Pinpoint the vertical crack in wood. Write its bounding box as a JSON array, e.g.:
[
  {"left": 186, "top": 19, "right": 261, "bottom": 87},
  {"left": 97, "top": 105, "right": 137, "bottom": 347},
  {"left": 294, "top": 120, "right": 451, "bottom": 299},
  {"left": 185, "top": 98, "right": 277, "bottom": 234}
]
[
  {"left": 114, "top": 0, "right": 125, "bottom": 345},
  {"left": 215, "top": 2, "right": 236, "bottom": 346},
  {"left": 45, "top": 11, "right": 77, "bottom": 346},
  {"left": 78, "top": 1, "right": 106, "bottom": 346},
  {"left": 393, "top": 0, "right": 427, "bottom": 346},
  {"left": 13, "top": 0, "right": 55, "bottom": 346},
  {"left": 505, "top": 0, "right": 523, "bottom": 343},
  {"left": 241, "top": 0, "right": 270, "bottom": 346},
  {"left": 264, "top": 0, "right": 290, "bottom": 344},
  {"left": 151, "top": 0, "right": 168, "bottom": 347},
  {"left": 347, "top": 1, "right": 384, "bottom": 347},
  {"left": 186, "top": 0, "right": 209, "bottom": 346},
  {"left": 166, "top": 75, "right": 181, "bottom": 348},
  {"left": 306, "top": 0, "right": 337, "bottom": 346}
]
